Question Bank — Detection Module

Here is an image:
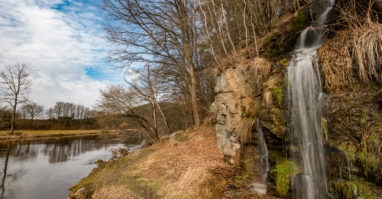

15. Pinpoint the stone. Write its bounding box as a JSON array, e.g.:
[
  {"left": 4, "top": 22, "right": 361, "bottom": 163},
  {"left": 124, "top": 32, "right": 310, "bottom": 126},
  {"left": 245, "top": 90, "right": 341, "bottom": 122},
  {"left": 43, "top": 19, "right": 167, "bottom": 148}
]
[
  {"left": 140, "top": 139, "right": 151, "bottom": 148},
  {"left": 212, "top": 58, "right": 276, "bottom": 163},
  {"left": 170, "top": 130, "right": 184, "bottom": 139}
]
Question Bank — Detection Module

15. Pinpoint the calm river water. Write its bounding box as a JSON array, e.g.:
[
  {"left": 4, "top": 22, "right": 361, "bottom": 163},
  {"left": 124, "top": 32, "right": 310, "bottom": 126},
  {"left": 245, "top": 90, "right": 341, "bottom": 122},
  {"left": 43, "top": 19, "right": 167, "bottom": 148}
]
[{"left": 0, "top": 133, "right": 141, "bottom": 199}]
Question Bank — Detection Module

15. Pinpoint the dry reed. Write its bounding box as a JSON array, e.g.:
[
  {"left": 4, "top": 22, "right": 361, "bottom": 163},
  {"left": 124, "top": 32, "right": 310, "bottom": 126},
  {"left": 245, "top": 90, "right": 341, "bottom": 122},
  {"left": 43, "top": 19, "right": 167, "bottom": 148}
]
[{"left": 352, "top": 22, "right": 382, "bottom": 84}]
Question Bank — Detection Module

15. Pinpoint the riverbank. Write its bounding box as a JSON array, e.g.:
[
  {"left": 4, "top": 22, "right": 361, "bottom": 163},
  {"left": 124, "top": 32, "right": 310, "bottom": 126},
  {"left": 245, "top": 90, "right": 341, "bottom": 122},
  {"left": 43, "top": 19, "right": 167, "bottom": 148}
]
[
  {"left": 69, "top": 126, "right": 282, "bottom": 199},
  {"left": 0, "top": 129, "right": 134, "bottom": 142},
  {"left": 68, "top": 126, "right": 253, "bottom": 199}
]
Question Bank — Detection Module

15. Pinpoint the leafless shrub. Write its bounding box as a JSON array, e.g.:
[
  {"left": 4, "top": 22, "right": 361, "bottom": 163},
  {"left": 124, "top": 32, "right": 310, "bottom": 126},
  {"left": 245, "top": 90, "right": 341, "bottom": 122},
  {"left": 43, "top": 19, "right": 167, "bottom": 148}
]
[{"left": 335, "top": 0, "right": 382, "bottom": 84}]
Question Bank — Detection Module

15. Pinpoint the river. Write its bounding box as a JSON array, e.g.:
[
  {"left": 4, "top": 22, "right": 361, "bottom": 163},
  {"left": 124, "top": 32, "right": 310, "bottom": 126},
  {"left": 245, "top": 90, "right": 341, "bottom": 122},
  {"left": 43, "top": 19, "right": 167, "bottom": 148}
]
[{"left": 0, "top": 133, "right": 141, "bottom": 199}]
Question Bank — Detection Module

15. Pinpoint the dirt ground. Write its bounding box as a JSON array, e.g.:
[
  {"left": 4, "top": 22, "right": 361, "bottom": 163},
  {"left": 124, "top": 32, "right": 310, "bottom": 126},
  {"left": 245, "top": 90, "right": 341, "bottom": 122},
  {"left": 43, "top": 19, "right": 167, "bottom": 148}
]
[{"left": 69, "top": 126, "right": 277, "bottom": 199}]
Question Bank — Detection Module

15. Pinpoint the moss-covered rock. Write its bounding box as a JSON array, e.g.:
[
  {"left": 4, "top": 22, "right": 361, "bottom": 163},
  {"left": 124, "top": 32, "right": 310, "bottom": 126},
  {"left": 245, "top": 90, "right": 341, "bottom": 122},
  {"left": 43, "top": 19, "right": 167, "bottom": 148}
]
[
  {"left": 270, "top": 160, "right": 300, "bottom": 197},
  {"left": 332, "top": 179, "right": 377, "bottom": 199},
  {"left": 261, "top": 10, "right": 310, "bottom": 58}
]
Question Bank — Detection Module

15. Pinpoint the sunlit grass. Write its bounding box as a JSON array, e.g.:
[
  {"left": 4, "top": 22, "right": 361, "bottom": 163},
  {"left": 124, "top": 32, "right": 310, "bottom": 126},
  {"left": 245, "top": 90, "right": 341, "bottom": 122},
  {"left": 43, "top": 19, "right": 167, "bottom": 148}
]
[{"left": 0, "top": 129, "right": 101, "bottom": 135}]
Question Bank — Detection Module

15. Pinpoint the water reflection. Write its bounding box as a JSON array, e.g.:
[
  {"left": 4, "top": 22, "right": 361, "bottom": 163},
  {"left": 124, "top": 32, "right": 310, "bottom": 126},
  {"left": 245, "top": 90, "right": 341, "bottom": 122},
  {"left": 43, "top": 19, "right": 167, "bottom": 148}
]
[{"left": 0, "top": 133, "right": 141, "bottom": 199}]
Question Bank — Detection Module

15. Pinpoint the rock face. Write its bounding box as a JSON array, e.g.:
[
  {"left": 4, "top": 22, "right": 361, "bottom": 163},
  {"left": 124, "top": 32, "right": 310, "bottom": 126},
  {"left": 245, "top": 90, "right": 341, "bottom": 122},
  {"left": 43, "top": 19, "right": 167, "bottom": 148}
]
[{"left": 212, "top": 57, "right": 287, "bottom": 164}]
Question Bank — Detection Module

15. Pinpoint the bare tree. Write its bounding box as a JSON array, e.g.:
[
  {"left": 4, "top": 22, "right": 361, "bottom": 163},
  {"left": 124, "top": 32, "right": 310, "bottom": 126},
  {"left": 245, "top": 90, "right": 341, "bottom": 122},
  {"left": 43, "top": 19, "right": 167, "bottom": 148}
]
[
  {"left": 0, "top": 64, "right": 31, "bottom": 134},
  {"left": 20, "top": 102, "right": 44, "bottom": 121},
  {"left": 97, "top": 85, "right": 161, "bottom": 141},
  {"left": 125, "top": 65, "right": 172, "bottom": 135},
  {"left": 46, "top": 108, "right": 55, "bottom": 120},
  {"left": 103, "top": 0, "right": 203, "bottom": 126}
]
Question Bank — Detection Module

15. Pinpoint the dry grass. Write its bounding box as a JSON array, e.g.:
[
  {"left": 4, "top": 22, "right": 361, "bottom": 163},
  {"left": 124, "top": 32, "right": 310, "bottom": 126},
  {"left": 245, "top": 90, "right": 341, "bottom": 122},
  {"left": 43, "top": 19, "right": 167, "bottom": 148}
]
[
  {"left": 352, "top": 22, "right": 382, "bottom": 84},
  {"left": 318, "top": 30, "right": 356, "bottom": 92},
  {"left": 70, "top": 126, "right": 234, "bottom": 199},
  {"left": 319, "top": 0, "right": 382, "bottom": 90},
  {"left": 136, "top": 126, "right": 232, "bottom": 198},
  {"left": 330, "top": 0, "right": 382, "bottom": 85}
]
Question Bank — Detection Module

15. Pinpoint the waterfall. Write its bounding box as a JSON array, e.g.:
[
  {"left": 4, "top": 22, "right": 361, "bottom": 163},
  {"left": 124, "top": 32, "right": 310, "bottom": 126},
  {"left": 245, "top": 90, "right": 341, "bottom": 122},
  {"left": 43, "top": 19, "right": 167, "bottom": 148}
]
[
  {"left": 257, "top": 119, "right": 269, "bottom": 185},
  {"left": 251, "top": 119, "right": 270, "bottom": 195},
  {"left": 287, "top": 0, "right": 334, "bottom": 198}
]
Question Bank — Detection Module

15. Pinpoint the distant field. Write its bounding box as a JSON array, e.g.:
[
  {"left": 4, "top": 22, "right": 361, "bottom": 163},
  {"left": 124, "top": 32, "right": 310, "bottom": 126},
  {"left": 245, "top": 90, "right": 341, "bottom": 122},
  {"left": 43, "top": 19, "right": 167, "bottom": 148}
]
[{"left": 0, "top": 130, "right": 101, "bottom": 135}]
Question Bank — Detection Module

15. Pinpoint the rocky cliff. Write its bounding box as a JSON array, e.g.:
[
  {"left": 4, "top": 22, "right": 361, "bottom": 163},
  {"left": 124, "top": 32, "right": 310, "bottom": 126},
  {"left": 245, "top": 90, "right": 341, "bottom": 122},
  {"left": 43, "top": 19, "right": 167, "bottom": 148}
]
[{"left": 212, "top": 1, "right": 382, "bottom": 197}]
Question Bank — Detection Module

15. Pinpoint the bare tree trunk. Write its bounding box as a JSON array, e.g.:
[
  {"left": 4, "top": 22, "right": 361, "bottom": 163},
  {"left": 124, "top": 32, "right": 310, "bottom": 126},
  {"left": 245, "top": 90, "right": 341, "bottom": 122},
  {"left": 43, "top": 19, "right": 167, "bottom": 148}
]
[
  {"left": 147, "top": 66, "right": 159, "bottom": 140},
  {"left": 243, "top": 0, "right": 249, "bottom": 51},
  {"left": 210, "top": 0, "right": 229, "bottom": 57},
  {"left": 182, "top": 104, "right": 188, "bottom": 129},
  {"left": 197, "top": 0, "right": 219, "bottom": 64},
  {"left": 175, "top": 0, "right": 200, "bottom": 127},
  {"left": 10, "top": 97, "right": 17, "bottom": 135},
  {"left": 151, "top": 101, "right": 159, "bottom": 139},
  {"left": 189, "top": 66, "right": 200, "bottom": 126},
  {"left": 155, "top": 102, "right": 171, "bottom": 134},
  {"left": 221, "top": 3, "right": 237, "bottom": 56}
]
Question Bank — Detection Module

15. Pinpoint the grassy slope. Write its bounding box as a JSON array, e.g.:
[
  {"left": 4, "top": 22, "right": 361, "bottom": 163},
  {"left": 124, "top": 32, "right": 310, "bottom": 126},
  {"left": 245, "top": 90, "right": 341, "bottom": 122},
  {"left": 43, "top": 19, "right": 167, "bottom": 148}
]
[{"left": 69, "top": 126, "right": 235, "bottom": 199}]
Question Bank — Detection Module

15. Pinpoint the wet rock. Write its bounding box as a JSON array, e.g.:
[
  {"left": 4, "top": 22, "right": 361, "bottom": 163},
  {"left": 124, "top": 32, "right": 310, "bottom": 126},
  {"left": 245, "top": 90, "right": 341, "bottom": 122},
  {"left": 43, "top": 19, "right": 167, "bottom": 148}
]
[
  {"left": 170, "top": 130, "right": 184, "bottom": 139},
  {"left": 225, "top": 184, "right": 236, "bottom": 189}
]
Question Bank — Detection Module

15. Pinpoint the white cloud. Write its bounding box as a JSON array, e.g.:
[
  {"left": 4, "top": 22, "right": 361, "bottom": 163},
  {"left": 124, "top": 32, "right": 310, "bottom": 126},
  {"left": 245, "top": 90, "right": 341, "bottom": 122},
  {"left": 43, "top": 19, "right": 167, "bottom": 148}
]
[{"left": 0, "top": 0, "right": 118, "bottom": 109}]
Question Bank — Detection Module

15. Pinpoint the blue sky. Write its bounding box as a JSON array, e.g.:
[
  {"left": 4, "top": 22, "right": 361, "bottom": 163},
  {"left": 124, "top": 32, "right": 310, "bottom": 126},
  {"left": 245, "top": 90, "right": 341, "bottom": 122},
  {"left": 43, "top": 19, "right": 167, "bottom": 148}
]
[{"left": 0, "top": 0, "right": 123, "bottom": 108}]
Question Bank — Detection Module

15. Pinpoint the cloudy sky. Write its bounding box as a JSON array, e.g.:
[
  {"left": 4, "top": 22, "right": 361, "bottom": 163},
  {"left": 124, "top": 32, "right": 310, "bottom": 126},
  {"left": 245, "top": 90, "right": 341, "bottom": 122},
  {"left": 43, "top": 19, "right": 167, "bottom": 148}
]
[{"left": 0, "top": 0, "right": 122, "bottom": 109}]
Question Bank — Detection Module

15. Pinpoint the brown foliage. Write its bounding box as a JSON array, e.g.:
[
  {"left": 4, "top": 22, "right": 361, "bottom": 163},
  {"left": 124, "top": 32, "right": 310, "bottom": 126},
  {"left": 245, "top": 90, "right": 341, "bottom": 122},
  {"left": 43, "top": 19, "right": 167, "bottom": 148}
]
[
  {"left": 319, "top": 0, "right": 382, "bottom": 90},
  {"left": 318, "top": 30, "right": 356, "bottom": 92}
]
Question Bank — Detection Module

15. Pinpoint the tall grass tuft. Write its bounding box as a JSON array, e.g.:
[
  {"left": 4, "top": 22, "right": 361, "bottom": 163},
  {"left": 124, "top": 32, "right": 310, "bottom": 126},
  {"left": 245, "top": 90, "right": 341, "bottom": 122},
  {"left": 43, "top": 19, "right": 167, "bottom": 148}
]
[
  {"left": 333, "top": 0, "right": 382, "bottom": 85},
  {"left": 352, "top": 23, "right": 382, "bottom": 84}
]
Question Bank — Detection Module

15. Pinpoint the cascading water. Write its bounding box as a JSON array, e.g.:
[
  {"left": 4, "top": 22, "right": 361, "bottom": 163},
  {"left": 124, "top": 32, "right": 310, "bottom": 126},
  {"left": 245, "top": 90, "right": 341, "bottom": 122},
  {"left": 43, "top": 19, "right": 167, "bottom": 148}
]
[
  {"left": 257, "top": 119, "right": 269, "bottom": 185},
  {"left": 287, "top": 0, "right": 335, "bottom": 198},
  {"left": 251, "top": 119, "right": 270, "bottom": 195}
]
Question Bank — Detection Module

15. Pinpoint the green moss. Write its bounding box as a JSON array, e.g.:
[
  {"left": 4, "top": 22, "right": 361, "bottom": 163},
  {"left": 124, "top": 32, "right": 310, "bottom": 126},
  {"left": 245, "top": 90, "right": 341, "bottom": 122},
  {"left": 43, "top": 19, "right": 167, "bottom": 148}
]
[
  {"left": 223, "top": 155, "right": 233, "bottom": 165},
  {"left": 333, "top": 180, "right": 376, "bottom": 199},
  {"left": 261, "top": 11, "right": 309, "bottom": 57},
  {"left": 284, "top": 76, "right": 290, "bottom": 88},
  {"left": 377, "top": 120, "right": 382, "bottom": 130},
  {"left": 358, "top": 151, "right": 380, "bottom": 177},
  {"left": 270, "top": 160, "right": 300, "bottom": 197},
  {"left": 321, "top": 118, "right": 328, "bottom": 141},
  {"left": 363, "top": 133, "right": 380, "bottom": 153},
  {"left": 339, "top": 143, "right": 356, "bottom": 162},
  {"left": 269, "top": 150, "right": 284, "bottom": 163},
  {"left": 174, "top": 132, "right": 190, "bottom": 142},
  {"left": 235, "top": 175, "right": 249, "bottom": 180},
  {"left": 273, "top": 87, "right": 283, "bottom": 107},
  {"left": 360, "top": 107, "right": 369, "bottom": 127},
  {"left": 280, "top": 58, "right": 290, "bottom": 66},
  {"left": 287, "top": 12, "right": 309, "bottom": 34}
]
